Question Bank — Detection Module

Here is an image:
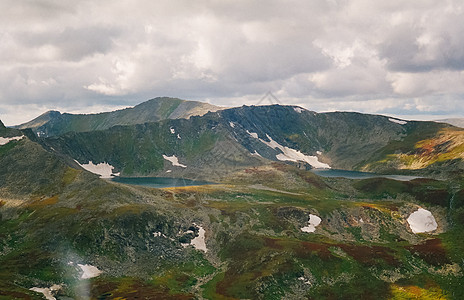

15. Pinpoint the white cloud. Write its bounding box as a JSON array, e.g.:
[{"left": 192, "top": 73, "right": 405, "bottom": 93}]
[{"left": 0, "top": 0, "right": 463, "bottom": 125}]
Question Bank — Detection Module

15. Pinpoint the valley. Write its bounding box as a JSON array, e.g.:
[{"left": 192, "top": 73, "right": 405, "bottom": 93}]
[{"left": 1, "top": 98, "right": 463, "bottom": 299}]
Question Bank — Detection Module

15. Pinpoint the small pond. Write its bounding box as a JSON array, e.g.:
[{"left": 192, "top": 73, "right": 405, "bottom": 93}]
[
  {"left": 110, "top": 177, "right": 215, "bottom": 188},
  {"left": 310, "top": 169, "right": 421, "bottom": 181}
]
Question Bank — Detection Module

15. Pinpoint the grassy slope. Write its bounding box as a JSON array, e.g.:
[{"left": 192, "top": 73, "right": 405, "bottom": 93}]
[{"left": 2, "top": 119, "right": 464, "bottom": 299}]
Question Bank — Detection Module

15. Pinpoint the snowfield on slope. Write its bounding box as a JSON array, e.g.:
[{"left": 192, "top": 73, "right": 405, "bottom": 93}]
[
  {"left": 293, "top": 107, "right": 305, "bottom": 113},
  {"left": 77, "top": 263, "right": 103, "bottom": 279},
  {"left": 388, "top": 118, "right": 407, "bottom": 125},
  {"left": 29, "top": 285, "right": 61, "bottom": 300},
  {"left": 74, "top": 160, "right": 119, "bottom": 178},
  {"left": 407, "top": 208, "right": 438, "bottom": 233},
  {"left": 301, "top": 214, "right": 322, "bottom": 233},
  {"left": 0, "top": 135, "right": 25, "bottom": 145},
  {"left": 247, "top": 131, "right": 330, "bottom": 168},
  {"left": 190, "top": 225, "right": 208, "bottom": 252},
  {"left": 181, "top": 225, "right": 208, "bottom": 252},
  {"left": 163, "top": 155, "right": 187, "bottom": 168}
]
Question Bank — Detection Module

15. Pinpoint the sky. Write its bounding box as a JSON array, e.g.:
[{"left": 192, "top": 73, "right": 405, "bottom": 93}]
[{"left": 1, "top": 0, "right": 463, "bottom": 125}]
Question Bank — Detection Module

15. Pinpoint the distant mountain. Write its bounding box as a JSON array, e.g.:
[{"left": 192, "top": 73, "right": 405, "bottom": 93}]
[
  {"left": 435, "top": 118, "right": 464, "bottom": 128},
  {"left": 42, "top": 105, "right": 462, "bottom": 179},
  {"left": 15, "top": 97, "right": 222, "bottom": 137}
]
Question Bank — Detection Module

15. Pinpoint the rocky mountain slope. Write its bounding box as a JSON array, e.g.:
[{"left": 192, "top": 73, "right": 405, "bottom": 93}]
[
  {"left": 15, "top": 97, "right": 222, "bottom": 137},
  {"left": 2, "top": 103, "right": 464, "bottom": 299},
  {"left": 42, "top": 104, "right": 461, "bottom": 180},
  {"left": 1, "top": 123, "right": 463, "bottom": 298}
]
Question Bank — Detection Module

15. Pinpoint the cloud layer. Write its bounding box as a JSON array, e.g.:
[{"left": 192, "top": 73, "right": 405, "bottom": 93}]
[{"left": 1, "top": 0, "right": 463, "bottom": 125}]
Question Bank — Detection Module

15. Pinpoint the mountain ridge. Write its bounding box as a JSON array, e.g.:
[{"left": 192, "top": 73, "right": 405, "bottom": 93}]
[
  {"left": 15, "top": 97, "right": 223, "bottom": 137},
  {"left": 41, "top": 104, "right": 462, "bottom": 181}
]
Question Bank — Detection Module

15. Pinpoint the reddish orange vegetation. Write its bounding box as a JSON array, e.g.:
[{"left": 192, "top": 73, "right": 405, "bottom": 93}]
[
  {"left": 298, "top": 241, "right": 332, "bottom": 260},
  {"left": 405, "top": 239, "right": 450, "bottom": 266},
  {"left": 338, "top": 244, "right": 399, "bottom": 266},
  {"left": 91, "top": 278, "right": 194, "bottom": 300}
]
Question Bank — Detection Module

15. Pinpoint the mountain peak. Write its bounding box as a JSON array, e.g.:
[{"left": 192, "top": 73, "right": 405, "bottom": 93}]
[{"left": 15, "top": 97, "right": 222, "bottom": 137}]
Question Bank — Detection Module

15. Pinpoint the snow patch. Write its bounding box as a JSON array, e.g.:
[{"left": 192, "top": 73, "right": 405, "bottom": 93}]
[
  {"left": 0, "top": 135, "right": 25, "bottom": 145},
  {"left": 163, "top": 155, "right": 187, "bottom": 168},
  {"left": 74, "top": 160, "right": 118, "bottom": 178},
  {"left": 166, "top": 170, "right": 172, "bottom": 173},
  {"left": 77, "top": 263, "right": 102, "bottom": 279},
  {"left": 190, "top": 225, "right": 208, "bottom": 252},
  {"left": 293, "top": 107, "right": 305, "bottom": 113},
  {"left": 170, "top": 127, "right": 175, "bottom": 134},
  {"left": 251, "top": 150, "right": 262, "bottom": 157},
  {"left": 316, "top": 151, "right": 322, "bottom": 155},
  {"left": 298, "top": 277, "right": 311, "bottom": 285},
  {"left": 29, "top": 285, "right": 61, "bottom": 300},
  {"left": 388, "top": 118, "right": 407, "bottom": 125},
  {"left": 246, "top": 130, "right": 259, "bottom": 139},
  {"left": 229, "top": 121, "right": 235, "bottom": 128},
  {"left": 153, "top": 232, "right": 168, "bottom": 238},
  {"left": 407, "top": 208, "right": 438, "bottom": 233},
  {"left": 301, "top": 214, "right": 322, "bottom": 233},
  {"left": 252, "top": 134, "right": 330, "bottom": 169},
  {"left": 177, "top": 134, "right": 181, "bottom": 139}
]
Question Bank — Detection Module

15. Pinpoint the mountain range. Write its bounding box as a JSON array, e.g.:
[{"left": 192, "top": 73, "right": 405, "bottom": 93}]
[
  {"left": 1, "top": 97, "right": 464, "bottom": 299},
  {"left": 41, "top": 103, "right": 463, "bottom": 180}
]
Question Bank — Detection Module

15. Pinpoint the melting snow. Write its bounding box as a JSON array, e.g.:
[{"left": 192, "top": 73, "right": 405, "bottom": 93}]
[
  {"left": 251, "top": 150, "right": 262, "bottom": 157},
  {"left": 251, "top": 133, "right": 330, "bottom": 168},
  {"left": 153, "top": 232, "right": 168, "bottom": 238},
  {"left": 293, "top": 107, "right": 305, "bottom": 113},
  {"left": 229, "top": 121, "right": 235, "bottom": 128},
  {"left": 407, "top": 208, "right": 438, "bottom": 233},
  {"left": 29, "top": 285, "right": 61, "bottom": 300},
  {"left": 0, "top": 135, "right": 25, "bottom": 145},
  {"left": 190, "top": 225, "right": 208, "bottom": 252},
  {"left": 301, "top": 214, "right": 322, "bottom": 233},
  {"left": 30, "top": 285, "right": 61, "bottom": 300},
  {"left": 177, "top": 134, "right": 181, "bottom": 139},
  {"left": 298, "top": 277, "right": 312, "bottom": 285},
  {"left": 163, "top": 155, "right": 187, "bottom": 168},
  {"left": 74, "top": 160, "right": 118, "bottom": 178},
  {"left": 77, "top": 263, "right": 102, "bottom": 279},
  {"left": 170, "top": 127, "right": 175, "bottom": 134},
  {"left": 388, "top": 118, "right": 407, "bottom": 125},
  {"left": 246, "top": 130, "right": 259, "bottom": 139}
]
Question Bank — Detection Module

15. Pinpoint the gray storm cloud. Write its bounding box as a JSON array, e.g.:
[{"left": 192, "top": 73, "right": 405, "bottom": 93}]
[{"left": 0, "top": 0, "right": 463, "bottom": 125}]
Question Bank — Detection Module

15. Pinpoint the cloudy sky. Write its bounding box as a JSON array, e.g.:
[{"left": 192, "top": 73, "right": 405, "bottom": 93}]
[{"left": 1, "top": 0, "right": 463, "bottom": 125}]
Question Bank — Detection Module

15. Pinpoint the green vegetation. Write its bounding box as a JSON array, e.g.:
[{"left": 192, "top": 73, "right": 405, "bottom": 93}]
[{"left": 1, "top": 104, "right": 463, "bottom": 299}]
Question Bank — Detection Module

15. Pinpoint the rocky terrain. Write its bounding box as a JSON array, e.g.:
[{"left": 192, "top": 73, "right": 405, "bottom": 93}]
[{"left": 1, "top": 99, "right": 464, "bottom": 299}]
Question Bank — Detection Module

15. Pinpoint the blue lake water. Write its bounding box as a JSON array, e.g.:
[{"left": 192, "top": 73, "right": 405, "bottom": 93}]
[
  {"left": 110, "top": 177, "right": 214, "bottom": 188},
  {"left": 310, "top": 169, "right": 421, "bottom": 181}
]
